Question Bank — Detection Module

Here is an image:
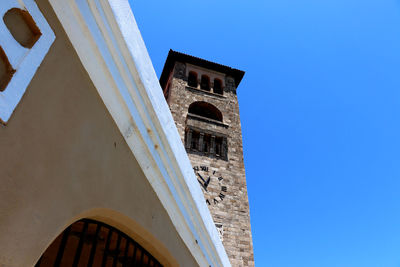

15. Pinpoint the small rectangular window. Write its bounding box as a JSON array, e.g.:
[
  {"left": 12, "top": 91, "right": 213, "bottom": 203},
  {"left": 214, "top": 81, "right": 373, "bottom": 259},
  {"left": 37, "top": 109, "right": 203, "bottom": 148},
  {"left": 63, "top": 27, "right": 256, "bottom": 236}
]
[
  {"left": 203, "top": 134, "right": 211, "bottom": 153},
  {"left": 191, "top": 131, "right": 200, "bottom": 151},
  {"left": 215, "top": 137, "right": 222, "bottom": 156}
]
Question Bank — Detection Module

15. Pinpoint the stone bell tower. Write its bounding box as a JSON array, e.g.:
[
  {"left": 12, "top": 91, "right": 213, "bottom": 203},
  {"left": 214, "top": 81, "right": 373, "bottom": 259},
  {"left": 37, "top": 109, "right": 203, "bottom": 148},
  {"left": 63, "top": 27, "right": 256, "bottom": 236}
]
[{"left": 160, "top": 50, "right": 254, "bottom": 266}]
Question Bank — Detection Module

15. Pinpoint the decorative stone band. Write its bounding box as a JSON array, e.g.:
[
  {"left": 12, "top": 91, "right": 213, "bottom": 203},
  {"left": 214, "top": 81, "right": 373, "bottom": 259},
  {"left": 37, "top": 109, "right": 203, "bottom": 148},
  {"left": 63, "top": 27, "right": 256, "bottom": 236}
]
[{"left": 0, "top": 0, "right": 55, "bottom": 124}]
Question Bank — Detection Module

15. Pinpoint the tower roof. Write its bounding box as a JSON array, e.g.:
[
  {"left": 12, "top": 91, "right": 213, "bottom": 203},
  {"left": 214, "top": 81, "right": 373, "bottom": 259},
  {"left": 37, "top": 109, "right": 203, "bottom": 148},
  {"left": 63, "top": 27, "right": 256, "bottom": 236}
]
[{"left": 159, "top": 50, "right": 245, "bottom": 89}]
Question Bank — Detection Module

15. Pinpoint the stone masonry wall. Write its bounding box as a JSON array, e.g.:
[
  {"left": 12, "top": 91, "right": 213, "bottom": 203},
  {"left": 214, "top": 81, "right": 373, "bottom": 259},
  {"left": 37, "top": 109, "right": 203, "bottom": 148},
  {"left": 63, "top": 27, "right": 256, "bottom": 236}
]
[{"left": 165, "top": 62, "right": 255, "bottom": 266}]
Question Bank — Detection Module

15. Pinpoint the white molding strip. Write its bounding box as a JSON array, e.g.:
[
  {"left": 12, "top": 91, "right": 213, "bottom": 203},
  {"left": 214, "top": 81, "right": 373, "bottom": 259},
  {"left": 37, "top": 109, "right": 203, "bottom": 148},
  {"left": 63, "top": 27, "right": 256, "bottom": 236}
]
[
  {"left": 47, "top": 0, "right": 231, "bottom": 266},
  {"left": 0, "top": 0, "right": 55, "bottom": 123}
]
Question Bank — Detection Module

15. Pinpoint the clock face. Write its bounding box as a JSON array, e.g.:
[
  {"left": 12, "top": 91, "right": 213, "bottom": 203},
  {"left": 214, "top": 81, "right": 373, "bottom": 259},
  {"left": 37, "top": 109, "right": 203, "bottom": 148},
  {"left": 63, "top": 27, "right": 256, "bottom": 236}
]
[{"left": 193, "top": 165, "right": 227, "bottom": 206}]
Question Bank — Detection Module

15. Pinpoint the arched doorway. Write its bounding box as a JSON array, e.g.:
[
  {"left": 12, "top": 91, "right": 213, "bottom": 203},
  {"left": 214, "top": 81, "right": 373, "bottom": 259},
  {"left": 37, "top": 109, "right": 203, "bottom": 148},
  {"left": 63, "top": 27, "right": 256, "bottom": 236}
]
[{"left": 35, "top": 219, "right": 162, "bottom": 267}]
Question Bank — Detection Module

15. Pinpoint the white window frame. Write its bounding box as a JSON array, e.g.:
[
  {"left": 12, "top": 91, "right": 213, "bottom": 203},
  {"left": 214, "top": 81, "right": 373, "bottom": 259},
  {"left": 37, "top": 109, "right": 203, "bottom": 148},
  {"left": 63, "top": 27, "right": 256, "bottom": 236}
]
[{"left": 0, "top": 0, "right": 55, "bottom": 123}]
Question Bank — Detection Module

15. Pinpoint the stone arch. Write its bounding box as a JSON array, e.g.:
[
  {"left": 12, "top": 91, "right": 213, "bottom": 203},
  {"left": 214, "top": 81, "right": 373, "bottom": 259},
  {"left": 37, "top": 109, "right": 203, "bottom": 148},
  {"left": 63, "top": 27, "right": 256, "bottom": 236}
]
[
  {"left": 188, "top": 101, "right": 222, "bottom": 122},
  {"left": 35, "top": 219, "right": 163, "bottom": 267},
  {"left": 34, "top": 208, "right": 177, "bottom": 267}
]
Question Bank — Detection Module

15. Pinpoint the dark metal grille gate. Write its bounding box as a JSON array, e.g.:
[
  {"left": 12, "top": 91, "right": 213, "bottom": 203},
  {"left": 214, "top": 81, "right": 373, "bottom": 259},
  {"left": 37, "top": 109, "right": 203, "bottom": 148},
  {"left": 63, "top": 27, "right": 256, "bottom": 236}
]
[{"left": 35, "top": 219, "right": 162, "bottom": 267}]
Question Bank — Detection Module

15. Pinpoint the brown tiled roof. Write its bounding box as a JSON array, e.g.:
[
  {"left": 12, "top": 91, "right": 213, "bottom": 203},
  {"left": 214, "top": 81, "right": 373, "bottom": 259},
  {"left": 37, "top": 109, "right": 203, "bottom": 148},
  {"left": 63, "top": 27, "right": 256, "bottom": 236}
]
[{"left": 159, "top": 49, "right": 245, "bottom": 89}]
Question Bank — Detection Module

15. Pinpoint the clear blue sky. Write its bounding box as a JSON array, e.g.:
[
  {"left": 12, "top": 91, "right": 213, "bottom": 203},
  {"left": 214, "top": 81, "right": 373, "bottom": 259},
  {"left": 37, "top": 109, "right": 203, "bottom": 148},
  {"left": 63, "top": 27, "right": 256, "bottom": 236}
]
[{"left": 131, "top": 1, "right": 400, "bottom": 266}]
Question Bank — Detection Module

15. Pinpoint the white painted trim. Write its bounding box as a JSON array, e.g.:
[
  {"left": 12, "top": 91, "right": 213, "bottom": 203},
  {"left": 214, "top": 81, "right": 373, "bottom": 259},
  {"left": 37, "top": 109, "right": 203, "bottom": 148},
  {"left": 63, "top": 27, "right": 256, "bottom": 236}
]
[
  {"left": 47, "top": 0, "right": 231, "bottom": 266},
  {"left": 0, "top": 0, "right": 55, "bottom": 123}
]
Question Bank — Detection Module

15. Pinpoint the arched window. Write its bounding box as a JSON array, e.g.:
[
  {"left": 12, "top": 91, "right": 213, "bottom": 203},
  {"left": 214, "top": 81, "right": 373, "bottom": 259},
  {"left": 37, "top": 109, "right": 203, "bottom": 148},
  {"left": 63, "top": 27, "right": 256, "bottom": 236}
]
[
  {"left": 188, "top": 71, "right": 198, "bottom": 87},
  {"left": 213, "top": 78, "right": 223, "bottom": 95},
  {"left": 188, "top": 101, "right": 222, "bottom": 122},
  {"left": 35, "top": 219, "right": 163, "bottom": 267},
  {"left": 200, "top": 75, "right": 210, "bottom": 91}
]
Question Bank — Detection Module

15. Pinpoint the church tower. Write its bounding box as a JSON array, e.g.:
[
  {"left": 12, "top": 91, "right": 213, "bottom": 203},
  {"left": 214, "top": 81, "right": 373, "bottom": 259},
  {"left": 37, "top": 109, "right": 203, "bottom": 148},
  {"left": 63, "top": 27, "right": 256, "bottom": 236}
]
[{"left": 160, "top": 50, "right": 254, "bottom": 267}]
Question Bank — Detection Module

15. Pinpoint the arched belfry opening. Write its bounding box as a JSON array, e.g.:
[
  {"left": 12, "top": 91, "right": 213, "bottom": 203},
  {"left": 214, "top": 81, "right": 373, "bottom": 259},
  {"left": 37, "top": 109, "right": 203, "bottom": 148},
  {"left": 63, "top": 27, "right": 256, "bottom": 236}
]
[
  {"left": 35, "top": 219, "right": 162, "bottom": 267},
  {"left": 188, "top": 101, "right": 222, "bottom": 122},
  {"left": 187, "top": 71, "right": 198, "bottom": 87},
  {"left": 200, "top": 75, "right": 210, "bottom": 91},
  {"left": 213, "top": 78, "right": 223, "bottom": 95}
]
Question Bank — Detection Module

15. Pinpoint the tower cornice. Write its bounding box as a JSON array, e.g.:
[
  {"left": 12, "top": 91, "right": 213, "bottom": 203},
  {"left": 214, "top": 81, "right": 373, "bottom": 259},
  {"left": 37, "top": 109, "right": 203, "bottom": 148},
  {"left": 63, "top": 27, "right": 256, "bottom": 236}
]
[{"left": 160, "top": 49, "right": 245, "bottom": 89}]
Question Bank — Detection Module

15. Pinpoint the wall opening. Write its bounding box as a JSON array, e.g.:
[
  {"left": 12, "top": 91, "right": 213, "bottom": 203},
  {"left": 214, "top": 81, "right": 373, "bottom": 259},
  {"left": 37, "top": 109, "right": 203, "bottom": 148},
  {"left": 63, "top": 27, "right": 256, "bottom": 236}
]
[
  {"left": 203, "top": 134, "right": 211, "bottom": 153},
  {"left": 190, "top": 131, "right": 200, "bottom": 151},
  {"left": 187, "top": 71, "right": 198, "bottom": 87},
  {"left": 3, "top": 8, "right": 41, "bottom": 49},
  {"left": 200, "top": 75, "right": 210, "bottom": 91},
  {"left": 35, "top": 219, "right": 162, "bottom": 267},
  {"left": 0, "top": 46, "right": 15, "bottom": 92},
  {"left": 215, "top": 136, "right": 223, "bottom": 157},
  {"left": 188, "top": 101, "right": 223, "bottom": 122},
  {"left": 213, "top": 78, "right": 223, "bottom": 95}
]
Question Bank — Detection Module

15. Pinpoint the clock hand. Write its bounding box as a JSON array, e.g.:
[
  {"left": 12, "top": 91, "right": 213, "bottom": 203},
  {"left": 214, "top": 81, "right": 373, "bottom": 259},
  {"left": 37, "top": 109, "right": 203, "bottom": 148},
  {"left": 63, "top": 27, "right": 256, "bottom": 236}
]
[
  {"left": 197, "top": 179, "right": 208, "bottom": 192},
  {"left": 204, "top": 177, "right": 211, "bottom": 189},
  {"left": 197, "top": 173, "right": 206, "bottom": 183}
]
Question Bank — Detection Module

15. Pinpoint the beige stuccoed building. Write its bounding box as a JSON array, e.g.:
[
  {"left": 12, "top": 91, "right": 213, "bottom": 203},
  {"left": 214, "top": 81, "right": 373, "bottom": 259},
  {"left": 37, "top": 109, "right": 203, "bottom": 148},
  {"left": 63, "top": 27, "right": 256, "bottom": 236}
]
[{"left": 0, "top": 0, "right": 236, "bottom": 266}]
